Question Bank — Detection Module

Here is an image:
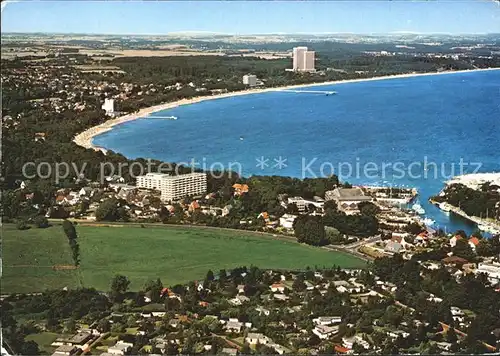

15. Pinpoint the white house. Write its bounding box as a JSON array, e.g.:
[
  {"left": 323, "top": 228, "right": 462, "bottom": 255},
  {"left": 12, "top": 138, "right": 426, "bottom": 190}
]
[
  {"left": 313, "top": 325, "right": 339, "bottom": 339},
  {"left": 273, "top": 293, "right": 289, "bottom": 301},
  {"left": 229, "top": 295, "right": 250, "bottom": 306},
  {"left": 245, "top": 333, "right": 271, "bottom": 345},
  {"left": 224, "top": 320, "right": 243, "bottom": 333},
  {"left": 313, "top": 316, "right": 342, "bottom": 326},
  {"left": 107, "top": 341, "right": 133, "bottom": 355},
  {"left": 342, "top": 336, "right": 370, "bottom": 350},
  {"left": 279, "top": 214, "right": 297, "bottom": 229}
]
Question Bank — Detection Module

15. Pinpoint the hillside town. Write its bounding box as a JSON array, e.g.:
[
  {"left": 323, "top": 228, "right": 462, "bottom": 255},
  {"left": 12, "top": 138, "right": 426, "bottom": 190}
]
[{"left": 3, "top": 253, "right": 500, "bottom": 356}]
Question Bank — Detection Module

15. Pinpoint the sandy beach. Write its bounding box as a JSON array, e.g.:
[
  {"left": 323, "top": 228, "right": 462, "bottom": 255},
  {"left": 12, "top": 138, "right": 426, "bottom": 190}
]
[{"left": 73, "top": 67, "right": 500, "bottom": 152}]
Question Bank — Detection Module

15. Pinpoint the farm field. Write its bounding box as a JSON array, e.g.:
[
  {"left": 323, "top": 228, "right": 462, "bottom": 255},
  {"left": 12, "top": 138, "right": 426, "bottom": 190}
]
[
  {"left": 2, "top": 224, "right": 367, "bottom": 293},
  {"left": 2, "top": 225, "right": 82, "bottom": 293}
]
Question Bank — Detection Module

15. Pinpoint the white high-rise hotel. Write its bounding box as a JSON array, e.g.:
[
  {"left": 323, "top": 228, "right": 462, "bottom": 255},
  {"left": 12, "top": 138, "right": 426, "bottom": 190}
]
[
  {"left": 292, "top": 47, "right": 316, "bottom": 72},
  {"left": 136, "top": 172, "right": 207, "bottom": 202}
]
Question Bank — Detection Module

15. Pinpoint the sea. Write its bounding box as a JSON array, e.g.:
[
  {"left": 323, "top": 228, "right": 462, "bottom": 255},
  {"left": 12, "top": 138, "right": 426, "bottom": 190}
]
[{"left": 94, "top": 69, "right": 500, "bottom": 235}]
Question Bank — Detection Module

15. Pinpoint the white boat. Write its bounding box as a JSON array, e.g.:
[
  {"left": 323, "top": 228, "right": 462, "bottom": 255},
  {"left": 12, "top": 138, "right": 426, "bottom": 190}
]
[
  {"left": 412, "top": 203, "right": 425, "bottom": 215},
  {"left": 422, "top": 218, "right": 435, "bottom": 226},
  {"left": 439, "top": 202, "right": 451, "bottom": 213},
  {"left": 478, "top": 224, "right": 500, "bottom": 234}
]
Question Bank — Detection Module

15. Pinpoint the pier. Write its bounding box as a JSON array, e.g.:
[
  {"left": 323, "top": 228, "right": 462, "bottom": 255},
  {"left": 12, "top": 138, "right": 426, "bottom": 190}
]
[
  {"left": 144, "top": 115, "right": 177, "bottom": 120},
  {"left": 279, "top": 89, "right": 337, "bottom": 96}
]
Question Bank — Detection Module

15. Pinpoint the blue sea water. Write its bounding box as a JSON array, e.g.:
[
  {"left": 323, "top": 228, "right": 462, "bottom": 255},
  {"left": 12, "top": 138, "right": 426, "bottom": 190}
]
[{"left": 94, "top": 70, "right": 500, "bottom": 235}]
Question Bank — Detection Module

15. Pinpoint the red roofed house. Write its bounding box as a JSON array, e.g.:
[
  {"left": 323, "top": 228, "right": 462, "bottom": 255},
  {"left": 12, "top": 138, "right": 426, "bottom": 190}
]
[
  {"left": 188, "top": 200, "right": 200, "bottom": 212},
  {"left": 468, "top": 237, "right": 480, "bottom": 251},
  {"left": 270, "top": 283, "right": 286, "bottom": 293},
  {"left": 335, "top": 345, "right": 353, "bottom": 354},
  {"left": 232, "top": 183, "right": 249, "bottom": 196}
]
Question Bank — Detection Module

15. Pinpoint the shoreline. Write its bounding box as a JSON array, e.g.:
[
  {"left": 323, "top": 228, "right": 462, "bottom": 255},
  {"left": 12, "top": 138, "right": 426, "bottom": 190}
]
[
  {"left": 73, "top": 67, "right": 500, "bottom": 152},
  {"left": 429, "top": 198, "right": 500, "bottom": 233}
]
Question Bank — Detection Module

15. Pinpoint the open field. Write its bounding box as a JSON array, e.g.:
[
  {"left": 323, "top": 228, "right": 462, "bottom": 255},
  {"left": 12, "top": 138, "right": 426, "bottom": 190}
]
[
  {"left": 25, "top": 332, "right": 60, "bottom": 354},
  {"left": 2, "top": 224, "right": 366, "bottom": 293},
  {"left": 1, "top": 225, "right": 82, "bottom": 293}
]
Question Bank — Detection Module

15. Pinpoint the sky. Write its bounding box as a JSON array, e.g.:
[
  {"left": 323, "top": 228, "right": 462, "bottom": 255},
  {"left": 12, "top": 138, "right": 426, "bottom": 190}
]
[{"left": 2, "top": 1, "right": 500, "bottom": 35}]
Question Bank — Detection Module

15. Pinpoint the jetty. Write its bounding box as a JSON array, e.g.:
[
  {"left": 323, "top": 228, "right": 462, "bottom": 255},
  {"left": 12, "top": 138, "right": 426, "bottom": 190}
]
[
  {"left": 279, "top": 89, "right": 337, "bottom": 96},
  {"left": 144, "top": 115, "right": 177, "bottom": 120}
]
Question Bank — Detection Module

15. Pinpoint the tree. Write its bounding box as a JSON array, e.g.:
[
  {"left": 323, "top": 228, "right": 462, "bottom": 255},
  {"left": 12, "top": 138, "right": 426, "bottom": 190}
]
[
  {"left": 241, "top": 342, "right": 252, "bottom": 355},
  {"left": 452, "top": 239, "right": 475, "bottom": 261},
  {"left": 325, "top": 226, "right": 343, "bottom": 244},
  {"left": 358, "top": 201, "right": 381, "bottom": 216},
  {"left": 476, "top": 239, "right": 495, "bottom": 257},
  {"left": 33, "top": 215, "right": 49, "bottom": 228},
  {"left": 144, "top": 278, "right": 163, "bottom": 303},
  {"left": 97, "top": 318, "right": 110, "bottom": 332},
  {"left": 405, "top": 222, "right": 424, "bottom": 235},
  {"left": 62, "top": 219, "right": 77, "bottom": 240},
  {"left": 293, "top": 215, "right": 327, "bottom": 246},
  {"left": 95, "top": 198, "right": 128, "bottom": 221},
  {"left": 110, "top": 274, "right": 130, "bottom": 302},
  {"left": 205, "top": 270, "right": 214, "bottom": 282},
  {"left": 293, "top": 274, "right": 306, "bottom": 292},
  {"left": 19, "top": 340, "right": 40, "bottom": 355},
  {"left": 16, "top": 220, "right": 29, "bottom": 230},
  {"left": 64, "top": 318, "right": 77, "bottom": 333},
  {"left": 446, "top": 328, "right": 458, "bottom": 344},
  {"left": 111, "top": 322, "right": 125, "bottom": 333},
  {"left": 286, "top": 203, "right": 299, "bottom": 214}
]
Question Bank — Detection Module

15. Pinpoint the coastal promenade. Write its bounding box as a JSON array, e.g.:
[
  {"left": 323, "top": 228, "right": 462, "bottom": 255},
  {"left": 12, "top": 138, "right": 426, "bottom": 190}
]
[{"left": 73, "top": 67, "right": 500, "bottom": 152}]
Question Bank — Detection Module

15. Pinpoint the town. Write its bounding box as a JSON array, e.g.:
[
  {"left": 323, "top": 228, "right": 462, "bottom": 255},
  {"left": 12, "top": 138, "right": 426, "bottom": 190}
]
[{"left": 2, "top": 8, "right": 500, "bottom": 356}]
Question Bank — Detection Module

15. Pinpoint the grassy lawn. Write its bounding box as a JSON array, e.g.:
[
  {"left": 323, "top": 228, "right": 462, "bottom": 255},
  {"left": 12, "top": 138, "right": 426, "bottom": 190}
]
[
  {"left": 78, "top": 225, "right": 366, "bottom": 290},
  {"left": 25, "top": 332, "right": 59, "bottom": 354},
  {"left": 3, "top": 224, "right": 366, "bottom": 293},
  {"left": 2, "top": 225, "right": 81, "bottom": 293}
]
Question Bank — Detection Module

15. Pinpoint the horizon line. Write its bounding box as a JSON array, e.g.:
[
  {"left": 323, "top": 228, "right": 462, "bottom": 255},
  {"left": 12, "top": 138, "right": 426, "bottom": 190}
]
[{"left": 2, "top": 31, "right": 500, "bottom": 37}]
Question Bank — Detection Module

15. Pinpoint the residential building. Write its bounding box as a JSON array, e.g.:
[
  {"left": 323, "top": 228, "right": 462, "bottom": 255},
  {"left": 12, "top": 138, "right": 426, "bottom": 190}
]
[
  {"left": 102, "top": 98, "right": 115, "bottom": 116},
  {"left": 313, "top": 316, "right": 342, "bottom": 326},
  {"left": 245, "top": 333, "right": 271, "bottom": 345},
  {"left": 342, "top": 335, "right": 370, "bottom": 350},
  {"left": 52, "top": 345, "right": 78, "bottom": 356},
  {"left": 270, "top": 283, "right": 286, "bottom": 293},
  {"left": 224, "top": 320, "right": 244, "bottom": 333},
  {"left": 220, "top": 348, "right": 238, "bottom": 356},
  {"left": 313, "top": 325, "right": 339, "bottom": 339},
  {"left": 287, "top": 196, "right": 307, "bottom": 212},
  {"left": 136, "top": 172, "right": 207, "bottom": 202},
  {"left": 292, "top": 47, "right": 316, "bottom": 72},
  {"left": 384, "top": 241, "right": 403, "bottom": 254},
  {"left": 242, "top": 74, "right": 257, "bottom": 87},
  {"left": 476, "top": 261, "right": 500, "bottom": 283},
  {"left": 107, "top": 341, "right": 133, "bottom": 355}
]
